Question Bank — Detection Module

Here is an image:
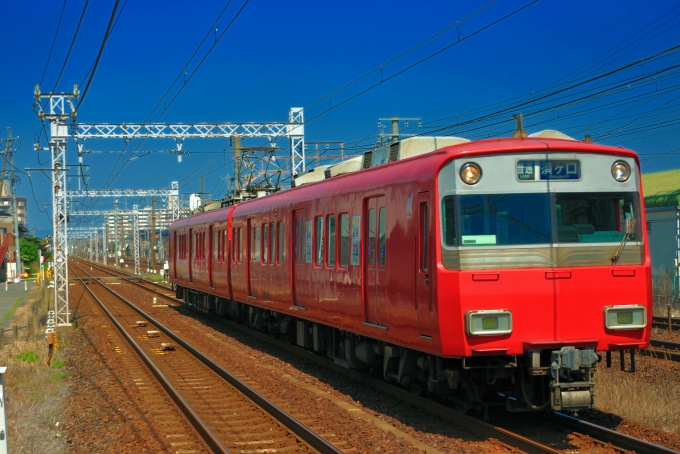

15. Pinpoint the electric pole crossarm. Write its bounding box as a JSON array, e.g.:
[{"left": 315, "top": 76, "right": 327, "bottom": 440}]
[
  {"left": 72, "top": 123, "right": 301, "bottom": 139},
  {"left": 65, "top": 188, "right": 178, "bottom": 198}
]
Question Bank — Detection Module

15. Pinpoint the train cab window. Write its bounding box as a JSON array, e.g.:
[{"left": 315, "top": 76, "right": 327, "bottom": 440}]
[
  {"left": 315, "top": 216, "right": 324, "bottom": 267},
  {"left": 441, "top": 197, "right": 457, "bottom": 247},
  {"left": 277, "top": 222, "right": 284, "bottom": 265},
  {"left": 339, "top": 213, "right": 349, "bottom": 269},
  {"left": 327, "top": 215, "right": 336, "bottom": 268},
  {"left": 269, "top": 222, "right": 275, "bottom": 265},
  {"left": 379, "top": 207, "right": 386, "bottom": 266},
  {"left": 457, "top": 193, "right": 551, "bottom": 246},
  {"left": 555, "top": 192, "right": 638, "bottom": 243},
  {"left": 263, "top": 224, "right": 269, "bottom": 264}
]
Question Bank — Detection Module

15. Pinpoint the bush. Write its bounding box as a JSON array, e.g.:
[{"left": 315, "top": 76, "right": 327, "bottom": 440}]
[{"left": 15, "top": 351, "right": 40, "bottom": 364}]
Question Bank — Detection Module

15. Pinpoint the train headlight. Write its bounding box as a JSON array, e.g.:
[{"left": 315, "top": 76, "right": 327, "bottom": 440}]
[
  {"left": 611, "top": 161, "right": 631, "bottom": 182},
  {"left": 466, "top": 310, "right": 512, "bottom": 336},
  {"left": 604, "top": 305, "right": 646, "bottom": 330},
  {"left": 460, "top": 163, "right": 482, "bottom": 185}
]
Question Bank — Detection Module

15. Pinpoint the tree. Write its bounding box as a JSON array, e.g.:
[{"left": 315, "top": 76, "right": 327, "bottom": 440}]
[{"left": 19, "top": 236, "right": 46, "bottom": 268}]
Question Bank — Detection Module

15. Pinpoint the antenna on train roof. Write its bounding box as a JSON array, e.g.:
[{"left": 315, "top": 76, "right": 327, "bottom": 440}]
[{"left": 512, "top": 114, "right": 528, "bottom": 138}]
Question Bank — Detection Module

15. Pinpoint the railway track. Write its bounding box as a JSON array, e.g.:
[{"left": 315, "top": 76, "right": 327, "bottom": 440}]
[
  {"left": 72, "top": 258, "right": 679, "bottom": 453},
  {"left": 651, "top": 315, "right": 680, "bottom": 331},
  {"left": 69, "top": 261, "right": 341, "bottom": 454}
]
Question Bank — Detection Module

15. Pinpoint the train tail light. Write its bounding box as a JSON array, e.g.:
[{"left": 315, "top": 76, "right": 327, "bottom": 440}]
[
  {"left": 466, "top": 310, "right": 512, "bottom": 336},
  {"left": 604, "top": 305, "right": 646, "bottom": 330}
]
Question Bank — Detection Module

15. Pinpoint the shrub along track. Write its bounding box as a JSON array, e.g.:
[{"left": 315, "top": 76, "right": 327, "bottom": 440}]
[
  {"left": 73, "top": 259, "right": 680, "bottom": 453},
  {"left": 70, "top": 261, "right": 335, "bottom": 454}
]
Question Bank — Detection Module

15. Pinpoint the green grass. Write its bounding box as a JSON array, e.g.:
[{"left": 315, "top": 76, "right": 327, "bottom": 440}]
[
  {"left": 49, "top": 371, "right": 68, "bottom": 382},
  {"left": 51, "top": 359, "right": 64, "bottom": 368},
  {"left": 3, "top": 297, "right": 22, "bottom": 319},
  {"left": 15, "top": 350, "right": 40, "bottom": 363}
]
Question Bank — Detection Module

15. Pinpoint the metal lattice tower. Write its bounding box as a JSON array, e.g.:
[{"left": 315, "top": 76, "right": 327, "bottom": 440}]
[
  {"left": 34, "top": 85, "right": 78, "bottom": 326},
  {"left": 89, "top": 235, "right": 94, "bottom": 262},
  {"left": 95, "top": 233, "right": 99, "bottom": 263},
  {"left": 102, "top": 226, "right": 107, "bottom": 265},
  {"left": 133, "top": 205, "right": 140, "bottom": 275}
]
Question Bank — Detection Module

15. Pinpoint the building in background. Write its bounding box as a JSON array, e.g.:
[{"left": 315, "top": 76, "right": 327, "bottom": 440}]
[
  {"left": 642, "top": 169, "right": 680, "bottom": 276},
  {"left": 0, "top": 195, "right": 28, "bottom": 282}
]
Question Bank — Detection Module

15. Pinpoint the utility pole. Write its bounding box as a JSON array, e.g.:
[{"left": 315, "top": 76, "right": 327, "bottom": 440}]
[
  {"left": 151, "top": 196, "right": 156, "bottom": 269},
  {"left": 5, "top": 129, "right": 22, "bottom": 277},
  {"left": 378, "top": 116, "right": 421, "bottom": 146},
  {"left": 113, "top": 200, "right": 119, "bottom": 266},
  {"left": 233, "top": 135, "right": 242, "bottom": 194}
]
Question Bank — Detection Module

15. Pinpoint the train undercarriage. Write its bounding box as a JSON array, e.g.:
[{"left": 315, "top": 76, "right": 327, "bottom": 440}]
[{"left": 177, "top": 286, "right": 600, "bottom": 415}]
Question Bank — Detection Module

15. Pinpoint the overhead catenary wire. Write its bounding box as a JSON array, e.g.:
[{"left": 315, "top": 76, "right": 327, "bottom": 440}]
[{"left": 40, "top": 0, "right": 68, "bottom": 87}]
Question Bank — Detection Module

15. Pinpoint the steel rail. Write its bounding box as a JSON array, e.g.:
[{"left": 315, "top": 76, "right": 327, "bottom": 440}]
[
  {"left": 71, "top": 261, "right": 341, "bottom": 454},
  {"left": 550, "top": 412, "right": 678, "bottom": 454},
  {"left": 70, "top": 265, "right": 227, "bottom": 454},
  {"left": 651, "top": 316, "right": 680, "bottom": 331},
  {"left": 638, "top": 339, "right": 680, "bottom": 363},
  {"left": 74, "top": 259, "right": 676, "bottom": 453}
]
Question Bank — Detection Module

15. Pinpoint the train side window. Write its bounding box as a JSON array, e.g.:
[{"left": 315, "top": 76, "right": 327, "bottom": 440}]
[
  {"left": 327, "top": 215, "right": 336, "bottom": 268},
  {"left": 269, "top": 222, "right": 275, "bottom": 264},
  {"left": 263, "top": 224, "right": 269, "bottom": 265},
  {"left": 420, "top": 202, "right": 428, "bottom": 273},
  {"left": 379, "top": 207, "right": 386, "bottom": 266},
  {"left": 216, "top": 230, "right": 221, "bottom": 262},
  {"left": 339, "top": 213, "right": 349, "bottom": 269},
  {"left": 232, "top": 228, "right": 237, "bottom": 263},
  {"left": 277, "top": 222, "right": 284, "bottom": 265},
  {"left": 315, "top": 216, "right": 324, "bottom": 267},
  {"left": 367, "top": 209, "right": 375, "bottom": 265},
  {"left": 294, "top": 219, "right": 300, "bottom": 263},
  {"left": 239, "top": 228, "right": 243, "bottom": 263}
]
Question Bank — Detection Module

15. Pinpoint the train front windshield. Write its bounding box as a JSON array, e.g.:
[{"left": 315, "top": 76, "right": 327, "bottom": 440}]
[{"left": 441, "top": 192, "right": 639, "bottom": 248}]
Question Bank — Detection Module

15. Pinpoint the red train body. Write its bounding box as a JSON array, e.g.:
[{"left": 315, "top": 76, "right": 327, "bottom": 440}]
[{"left": 170, "top": 135, "right": 651, "bottom": 413}]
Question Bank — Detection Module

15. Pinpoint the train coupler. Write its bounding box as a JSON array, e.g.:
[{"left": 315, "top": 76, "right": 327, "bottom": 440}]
[{"left": 549, "top": 346, "right": 598, "bottom": 411}]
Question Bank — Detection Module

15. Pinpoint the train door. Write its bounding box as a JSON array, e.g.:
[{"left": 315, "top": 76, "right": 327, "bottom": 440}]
[
  {"left": 364, "top": 196, "right": 388, "bottom": 327},
  {"left": 173, "top": 231, "right": 177, "bottom": 280},
  {"left": 416, "top": 192, "right": 433, "bottom": 337},
  {"left": 208, "top": 225, "right": 214, "bottom": 288},
  {"left": 246, "top": 218, "right": 255, "bottom": 297},
  {"left": 292, "top": 209, "right": 306, "bottom": 308},
  {"left": 189, "top": 228, "right": 193, "bottom": 283}
]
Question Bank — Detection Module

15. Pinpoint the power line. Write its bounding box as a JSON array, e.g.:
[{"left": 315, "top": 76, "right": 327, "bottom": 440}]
[
  {"left": 75, "top": 0, "right": 121, "bottom": 112},
  {"left": 40, "top": 0, "right": 68, "bottom": 86},
  {"left": 50, "top": 0, "right": 90, "bottom": 93}
]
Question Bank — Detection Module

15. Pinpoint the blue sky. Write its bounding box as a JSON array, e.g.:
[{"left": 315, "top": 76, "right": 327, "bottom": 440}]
[{"left": 1, "top": 0, "right": 679, "bottom": 237}]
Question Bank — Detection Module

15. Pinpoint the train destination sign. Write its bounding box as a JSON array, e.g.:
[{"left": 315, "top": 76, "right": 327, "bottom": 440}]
[{"left": 516, "top": 160, "right": 581, "bottom": 181}]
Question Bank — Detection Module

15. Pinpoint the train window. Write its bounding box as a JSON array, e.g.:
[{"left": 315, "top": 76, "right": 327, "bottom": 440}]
[
  {"left": 239, "top": 228, "right": 243, "bottom": 263},
  {"left": 232, "top": 228, "right": 237, "bottom": 263},
  {"left": 458, "top": 193, "right": 551, "bottom": 246},
  {"left": 294, "top": 219, "right": 301, "bottom": 263},
  {"left": 554, "top": 192, "right": 638, "bottom": 243},
  {"left": 420, "top": 203, "right": 428, "bottom": 273},
  {"left": 305, "top": 220, "right": 313, "bottom": 263},
  {"left": 441, "top": 197, "right": 457, "bottom": 247},
  {"left": 379, "top": 207, "right": 386, "bottom": 266},
  {"left": 263, "top": 224, "right": 269, "bottom": 264},
  {"left": 339, "top": 213, "right": 349, "bottom": 269},
  {"left": 254, "top": 227, "right": 261, "bottom": 262},
  {"left": 269, "top": 223, "right": 275, "bottom": 264},
  {"left": 367, "top": 209, "right": 375, "bottom": 265},
  {"left": 327, "top": 215, "right": 336, "bottom": 268},
  {"left": 315, "top": 216, "right": 324, "bottom": 267},
  {"left": 277, "top": 222, "right": 284, "bottom": 265}
]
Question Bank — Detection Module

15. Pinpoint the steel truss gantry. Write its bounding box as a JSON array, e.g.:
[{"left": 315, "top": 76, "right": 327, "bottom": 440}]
[{"left": 34, "top": 84, "right": 304, "bottom": 325}]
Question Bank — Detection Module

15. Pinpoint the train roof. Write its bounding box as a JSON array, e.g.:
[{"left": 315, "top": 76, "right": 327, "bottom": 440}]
[{"left": 170, "top": 135, "right": 639, "bottom": 228}]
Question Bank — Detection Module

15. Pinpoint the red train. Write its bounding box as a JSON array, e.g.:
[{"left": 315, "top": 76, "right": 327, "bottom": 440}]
[{"left": 170, "top": 131, "right": 651, "bottom": 413}]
